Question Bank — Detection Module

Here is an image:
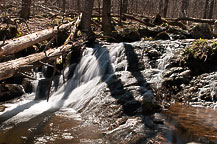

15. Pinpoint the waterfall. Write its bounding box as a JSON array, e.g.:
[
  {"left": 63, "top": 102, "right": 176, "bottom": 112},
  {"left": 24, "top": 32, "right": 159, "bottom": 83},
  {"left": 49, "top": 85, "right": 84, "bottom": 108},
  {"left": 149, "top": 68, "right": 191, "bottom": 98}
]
[{"left": 0, "top": 43, "right": 126, "bottom": 126}]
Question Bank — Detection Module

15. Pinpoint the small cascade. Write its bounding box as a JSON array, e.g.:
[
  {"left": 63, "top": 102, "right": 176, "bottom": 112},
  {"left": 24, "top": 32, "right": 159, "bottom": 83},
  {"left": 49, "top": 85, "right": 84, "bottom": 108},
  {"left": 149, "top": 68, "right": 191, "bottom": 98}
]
[
  {"left": 0, "top": 43, "right": 127, "bottom": 126},
  {"left": 0, "top": 40, "right": 216, "bottom": 144}
]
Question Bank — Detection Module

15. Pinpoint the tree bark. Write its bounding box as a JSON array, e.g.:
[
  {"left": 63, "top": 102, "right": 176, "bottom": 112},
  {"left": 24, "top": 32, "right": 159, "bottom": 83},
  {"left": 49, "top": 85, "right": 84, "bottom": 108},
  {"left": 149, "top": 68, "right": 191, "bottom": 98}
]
[
  {"left": 203, "top": 0, "right": 209, "bottom": 19},
  {"left": 163, "top": 0, "right": 169, "bottom": 18},
  {"left": 0, "top": 21, "right": 75, "bottom": 57},
  {"left": 122, "top": 0, "right": 128, "bottom": 14},
  {"left": 159, "top": 0, "right": 163, "bottom": 14},
  {"left": 62, "top": 0, "right": 66, "bottom": 12},
  {"left": 80, "top": 0, "right": 94, "bottom": 33},
  {"left": 181, "top": 0, "right": 189, "bottom": 17},
  {"left": 102, "top": 0, "right": 112, "bottom": 35},
  {"left": 77, "top": 0, "right": 80, "bottom": 12},
  {"left": 20, "top": 0, "right": 32, "bottom": 19},
  {"left": 208, "top": 0, "right": 214, "bottom": 19},
  {"left": 0, "top": 45, "right": 72, "bottom": 81}
]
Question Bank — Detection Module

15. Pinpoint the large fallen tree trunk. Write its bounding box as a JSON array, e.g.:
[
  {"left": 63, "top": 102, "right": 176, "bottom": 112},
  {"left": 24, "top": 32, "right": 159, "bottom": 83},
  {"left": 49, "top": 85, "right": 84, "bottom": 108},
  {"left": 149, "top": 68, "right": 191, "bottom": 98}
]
[
  {"left": 0, "top": 14, "right": 82, "bottom": 81},
  {"left": 0, "top": 44, "right": 72, "bottom": 81},
  {"left": 0, "top": 21, "right": 75, "bottom": 57}
]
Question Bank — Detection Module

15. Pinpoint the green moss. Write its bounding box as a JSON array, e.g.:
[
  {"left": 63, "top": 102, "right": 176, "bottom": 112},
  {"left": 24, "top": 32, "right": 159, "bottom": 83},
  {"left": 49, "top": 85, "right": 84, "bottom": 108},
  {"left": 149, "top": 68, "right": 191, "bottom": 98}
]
[{"left": 180, "top": 39, "right": 217, "bottom": 74}]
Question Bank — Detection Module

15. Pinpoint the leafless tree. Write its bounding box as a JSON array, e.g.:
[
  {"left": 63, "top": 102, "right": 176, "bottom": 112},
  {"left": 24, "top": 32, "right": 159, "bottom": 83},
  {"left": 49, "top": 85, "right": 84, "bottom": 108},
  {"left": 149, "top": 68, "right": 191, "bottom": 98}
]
[
  {"left": 80, "top": 0, "right": 94, "bottom": 33},
  {"left": 102, "top": 0, "right": 112, "bottom": 35},
  {"left": 20, "top": 0, "right": 32, "bottom": 19}
]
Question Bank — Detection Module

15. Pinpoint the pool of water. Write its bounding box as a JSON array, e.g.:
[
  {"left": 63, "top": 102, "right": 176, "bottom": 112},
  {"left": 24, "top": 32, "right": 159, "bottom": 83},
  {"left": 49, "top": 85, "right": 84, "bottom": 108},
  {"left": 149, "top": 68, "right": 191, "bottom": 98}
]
[
  {"left": 162, "top": 103, "right": 217, "bottom": 144},
  {"left": 0, "top": 108, "right": 104, "bottom": 144}
]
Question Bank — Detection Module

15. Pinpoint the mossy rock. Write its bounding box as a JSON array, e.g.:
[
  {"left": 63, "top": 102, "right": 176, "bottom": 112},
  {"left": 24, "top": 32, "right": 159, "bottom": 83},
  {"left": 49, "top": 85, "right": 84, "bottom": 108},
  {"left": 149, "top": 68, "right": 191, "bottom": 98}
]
[
  {"left": 181, "top": 39, "right": 217, "bottom": 74},
  {"left": 114, "top": 28, "right": 141, "bottom": 42}
]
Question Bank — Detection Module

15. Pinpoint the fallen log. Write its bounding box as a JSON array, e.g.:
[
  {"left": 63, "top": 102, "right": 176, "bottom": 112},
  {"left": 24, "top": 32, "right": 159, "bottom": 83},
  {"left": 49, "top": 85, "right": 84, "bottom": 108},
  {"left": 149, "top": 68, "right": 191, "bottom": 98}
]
[
  {"left": 0, "top": 44, "right": 72, "bottom": 81},
  {"left": 0, "top": 13, "right": 82, "bottom": 81},
  {"left": 123, "top": 14, "right": 155, "bottom": 27},
  {"left": 64, "top": 13, "right": 82, "bottom": 44},
  {"left": 0, "top": 20, "right": 75, "bottom": 57},
  {"left": 174, "top": 17, "right": 216, "bottom": 25}
]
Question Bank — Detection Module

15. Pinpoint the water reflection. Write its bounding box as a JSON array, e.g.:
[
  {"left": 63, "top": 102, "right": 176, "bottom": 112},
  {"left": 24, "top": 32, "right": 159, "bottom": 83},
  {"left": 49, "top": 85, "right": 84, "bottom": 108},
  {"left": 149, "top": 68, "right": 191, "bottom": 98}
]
[{"left": 163, "top": 103, "right": 217, "bottom": 143}]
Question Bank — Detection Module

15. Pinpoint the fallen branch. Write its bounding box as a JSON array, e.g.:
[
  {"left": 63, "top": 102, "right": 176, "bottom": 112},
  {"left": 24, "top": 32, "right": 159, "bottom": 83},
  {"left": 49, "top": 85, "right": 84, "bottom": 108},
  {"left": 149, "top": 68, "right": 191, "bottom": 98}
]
[
  {"left": 64, "top": 13, "right": 82, "bottom": 44},
  {"left": 123, "top": 14, "right": 155, "bottom": 27},
  {"left": 0, "top": 44, "right": 72, "bottom": 81},
  {"left": 174, "top": 17, "right": 216, "bottom": 25},
  {"left": 0, "top": 21, "right": 75, "bottom": 57}
]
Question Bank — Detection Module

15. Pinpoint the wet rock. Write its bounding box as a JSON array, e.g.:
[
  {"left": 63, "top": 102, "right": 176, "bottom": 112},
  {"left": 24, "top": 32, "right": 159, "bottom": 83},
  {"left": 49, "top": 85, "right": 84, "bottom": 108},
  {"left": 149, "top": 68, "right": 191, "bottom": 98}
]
[
  {"left": 154, "top": 31, "right": 170, "bottom": 40},
  {"left": 142, "top": 90, "right": 161, "bottom": 115},
  {"left": 138, "top": 26, "right": 168, "bottom": 39},
  {"left": 189, "top": 23, "right": 213, "bottom": 39},
  {"left": 22, "top": 78, "right": 33, "bottom": 93},
  {"left": 176, "top": 70, "right": 191, "bottom": 83},
  {"left": 35, "top": 79, "right": 50, "bottom": 100},
  {"left": 115, "top": 28, "right": 141, "bottom": 42},
  {"left": 0, "top": 84, "right": 24, "bottom": 102},
  {"left": 123, "top": 100, "right": 141, "bottom": 115},
  {"left": 167, "top": 27, "right": 191, "bottom": 40},
  {"left": 147, "top": 49, "right": 162, "bottom": 59}
]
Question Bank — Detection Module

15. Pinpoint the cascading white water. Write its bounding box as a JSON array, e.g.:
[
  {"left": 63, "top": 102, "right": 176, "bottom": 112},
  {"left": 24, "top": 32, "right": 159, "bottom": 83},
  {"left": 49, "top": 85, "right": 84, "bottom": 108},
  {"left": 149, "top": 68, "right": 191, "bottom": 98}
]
[{"left": 0, "top": 43, "right": 127, "bottom": 127}]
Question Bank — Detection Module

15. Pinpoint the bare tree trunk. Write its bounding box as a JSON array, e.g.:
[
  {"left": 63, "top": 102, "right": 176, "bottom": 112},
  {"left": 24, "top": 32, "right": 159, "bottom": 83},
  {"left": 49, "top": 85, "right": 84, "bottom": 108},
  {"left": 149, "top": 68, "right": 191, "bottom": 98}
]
[
  {"left": 159, "top": 0, "right": 163, "bottom": 14},
  {"left": 119, "top": 0, "right": 123, "bottom": 24},
  {"left": 102, "top": 0, "right": 112, "bottom": 35},
  {"left": 122, "top": 0, "right": 128, "bottom": 14},
  {"left": 98, "top": 0, "right": 101, "bottom": 17},
  {"left": 163, "top": 0, "right": 169, "bottom": 17},
  {"left": 181, "top": 0, "right": 189, "bottom": 17},
  {"left": 20, "top": 0, "right": 32, "bottom": 19},
  {"left": 80, "top": 0, "right": 94, "bottom": 33},
  {"left": 208, "top": 0, "right": 214, "bottom": 19},
  {"left": 77, "top": 0, "right": 80, "bottom": 12},
  {"left": 62, "top": 0, "right": 66, "bottom": 13},
  {"left": 203, "top": 0, "right": 209, "bottom": 19}
]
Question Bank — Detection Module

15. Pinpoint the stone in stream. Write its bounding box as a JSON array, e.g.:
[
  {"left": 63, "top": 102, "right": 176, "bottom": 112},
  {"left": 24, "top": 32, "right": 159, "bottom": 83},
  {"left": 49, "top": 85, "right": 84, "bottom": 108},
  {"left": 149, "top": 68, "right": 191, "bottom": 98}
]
[{"left": 189, "top": 23, "right": 213, "bottom": 39}]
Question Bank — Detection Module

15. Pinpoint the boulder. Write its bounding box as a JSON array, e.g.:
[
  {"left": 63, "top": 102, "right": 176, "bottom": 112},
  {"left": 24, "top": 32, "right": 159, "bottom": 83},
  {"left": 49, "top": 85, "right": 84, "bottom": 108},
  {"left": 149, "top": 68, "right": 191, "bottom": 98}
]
[
  {"left": 141, "top": 90, "right": 161, "bottom": 115},
  {"left": 189, "top": 23, "right": 213, "bottom": 39},
  {"left": 0, "top": 84, "right": 24, "bottom": 102},
  {"left": 154, "top": 31, "right": 170, "bottom": 40}
]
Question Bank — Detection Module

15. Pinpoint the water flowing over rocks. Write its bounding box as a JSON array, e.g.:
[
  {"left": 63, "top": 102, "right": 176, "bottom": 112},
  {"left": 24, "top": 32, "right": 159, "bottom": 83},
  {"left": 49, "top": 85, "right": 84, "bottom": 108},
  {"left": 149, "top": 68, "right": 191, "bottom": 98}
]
[{"left": 0, "top": 39, "right": 217, "bottom": 143}]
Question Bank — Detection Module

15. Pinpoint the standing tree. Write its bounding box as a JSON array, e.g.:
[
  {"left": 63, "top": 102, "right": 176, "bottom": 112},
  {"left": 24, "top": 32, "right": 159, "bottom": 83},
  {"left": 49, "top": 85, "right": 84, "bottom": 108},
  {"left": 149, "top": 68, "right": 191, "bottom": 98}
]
[
  {"left": 163, "top": 0, "right": 169, "bottom": 17},
  {"left": 159, "top": 0, "right": 163, "bottom": 14},
  {"left": 20, "top": 0, "right": 32, "bottom": 19},
  {"left": 102, "top": 0, "right": 112, "bottom": 35},
  {"left": 208, "top": 0, "right": 214, "bottom": 19},
  {"left": 77, "top": 0, "right": 80, "bottom": 12},
  {"left": 62, "top": 0, "right": 66, "bottom": 13},
  {"left": 203, "top": 0, "right": 209, "bottom": 19},
  {"left": 122, "top": 0, "right": 128, "bottom": 14},
  {"left": 80, "top": 0, "right": 94, "bottom": 33},
  {"left": 181, "top": 0, "right": 189, "bottom": 17}
]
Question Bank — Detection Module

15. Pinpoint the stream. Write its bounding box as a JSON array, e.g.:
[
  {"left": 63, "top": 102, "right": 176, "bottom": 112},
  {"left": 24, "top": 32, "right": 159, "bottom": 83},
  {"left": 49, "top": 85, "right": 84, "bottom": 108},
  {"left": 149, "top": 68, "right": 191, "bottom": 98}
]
[{"left": 0, "top": 40, "right": 216, "bottom": 144}]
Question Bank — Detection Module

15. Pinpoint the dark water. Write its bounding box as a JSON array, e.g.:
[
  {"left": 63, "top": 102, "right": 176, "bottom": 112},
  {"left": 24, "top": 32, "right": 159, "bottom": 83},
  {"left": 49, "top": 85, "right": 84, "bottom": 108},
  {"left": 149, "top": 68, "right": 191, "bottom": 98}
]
[
  {"left": 0, "top": 108, "right": 104, "bottom": 144},
  {"left": 162, "top": 103, "right": 217, "bottom": 144}
]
